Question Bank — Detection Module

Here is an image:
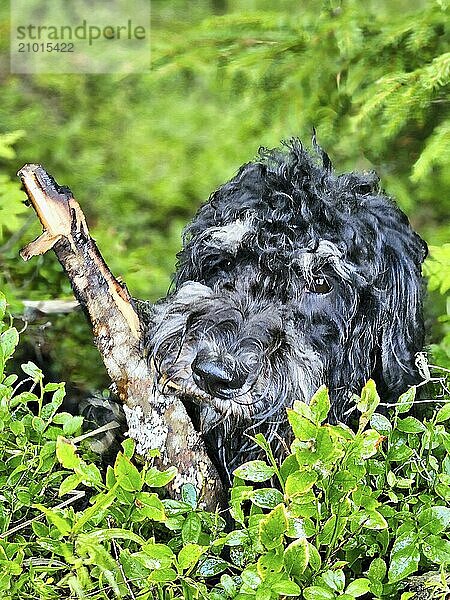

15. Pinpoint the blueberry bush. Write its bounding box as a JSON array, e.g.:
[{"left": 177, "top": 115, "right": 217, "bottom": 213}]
[{"left": 0, "top": 292, "right": 449, "bottom": 599}]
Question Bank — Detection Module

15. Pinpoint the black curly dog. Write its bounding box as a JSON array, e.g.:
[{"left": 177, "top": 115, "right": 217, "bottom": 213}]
[{"left": 143, "top": 139, "right": 427, "bottom": 483}]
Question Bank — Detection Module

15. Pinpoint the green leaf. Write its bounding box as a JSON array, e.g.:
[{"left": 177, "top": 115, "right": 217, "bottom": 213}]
[
  {"left": 72, "top": 488, "right": 117, "bottom": 533},
  {"left": 119, "top": 549, "right": 151, "bottom": 580},
  {"left": 177, "top": 543, "right": 206, "bottom": 572},
  {"left": 368, "top": 557, "right": 386, "bottom": 582},
  {"left": 106, "top": 465, "right": 116, "bottom": 489},
  {"left": 322, "top": 569, "right": 345, "bottom": 592},
  {"left": 197, "top": 557, "right": 229, "bottom": 577},
  {"left": 10, "top": 391, "right": 38, "bottom": 407},
  {"left": 422, "top": 535, "right": 450, "bottom": 564},
  {"left": 220, "top": 574, "right": 237, "bottom": 596},
  {"left": 44, "top": 382, "right": 61, "bottom": 392},
  {"left": 0, "top": 561, "right": 22, "bottom": 576},
  {"left": 303, "top": 586, "right": 335, "bottom": 600},
  {"left": 78, "top": 462, "right": 103, "bottom": 486},
  {"left": 34, "top": 504, "right": 72, "bottom": 536},
  {"left": 59, "top": 473, "right": 83, "bottom": 497},
  {"left": 182, "top": 512, "right": 202, "bottom": 543},
  {"left": 0, "top": 328, "right": 19, "bottom": 360},
  {"left": 3, "top": 373, "right": 17, "bottom": 386},
  {"left": 433, "top": 483, "right": 449, "bottom": 502},
  {"left": 285, "top": 470, "right": 318, "bottom": 497},
  {"left": 280, "top": 454, "right": 300, "bottom": 482},
  {"left": 143, "top": 540, "right": 174, "bottom": 564},
  {"left": 345, "top": 578, "right": 370, "bottom": 597},
  {"left": 359, "top": 429, "right": 384, "bottom": 458},
  {"left": 241, "top": 567, "right": 262, "bottom": 590},
  {"left": 32, "top": 521, "right": 49, "bottom": 537},
  {"left": 388, "top": 533, "right": 420, "bottom": 583},
  {"left": 308, "top": 543, "right": 322, "bottom": 572},
  {"left": 145, "top": 466, "right": 177, "bottom": 487},
  {"left": 250, "top": 488, "right": 283, "bottom": 509},
  {"left": 357, "top": 379, "right": 380, "bottom": 416},
  {"left": 233, "top": 460, "right": 276, "bottom": 482},
  {"left": 21, "top": 361, "right": 43, "bottom": 381},
  {"left": 134, "top": 492, "right": 166, "bottom": 522},
  {"left": 286, "top": 515, "right": 315, "bottom": 539},
  {"left": 292, "top": 400, "right": 314, "bottom": 421},
  {"left": 259, "top": 504, "right": 288, "bottom": 549},
  {"left": 387, "top": 432, "right": 414, "bottom": 462},
  {"left": 272, "top": 579, "right": 301, "bottom": 596},
  {"left": 56, "top": 436, "right": 81, "bottom": 470},
  {"left": 396, "top": 416, "right": 426, "bottom": 433},
  {"left": 148, "top": 567, "right": 177, "bottom": 583},
  {"left": 162, "top": 499, "right": 194, "bottom": 515},
  {"left": 436, "top": 403, "right": 450, "bottom": 423},
  {"left": 41, "top": 400, "right": 62, "bottom": 422},
  {"left": 252, "top": 432, "right": 276, "bottom": 460},
  {"left": 50, "top": 387, "right": 65, "bottom": 409},
  {"left": 283, "top": 537, "right": 309, "bottom": 577},
  {"left": 316, "top": 515, "right": 339, "bottom": 546},
  {"left": 287, "top": 410, "right": 317, "bottom": 441},
  {"left": 78, "top": 528, "right": 145, "bottom": 545},
  {"left": 121, "top": 437, "right": 135, "bottom": 457},
  {"left": 357, "top": 509, "right": 388, "bottom": 530},
  {"left": 181, "top": 483, "right": 197, "bottom": 508},
  {"left": 0, "top": 292, "right": 6, "bottom": 320},
  {"left": 418, "top": 506, "right": 450, "bottom": 534},
  {"left": 328, "top": 470, "right": 357, "bottom": 504},
  {"left": 114, "top": 452, "right": 142, "bottom": 492},
  {"left": 17, "top": 490, "right": 31, "bottom": 506},
  {"left": 396, "top": 387, "right": 416, "bottom": 413},
  {"left": 32, "top": 416, "right": 46, "bottom": 433},
  {"left": 10, "top": 421, "right": 24, "bottom": 435},
  {"left": 52, "top": 412, "right": 72, "bottom": 425},
  {"left": 257, "top": 549, "right": 283, "bottom": 578},
  {"left": 62, "top": 415, "right": 84, "bottom": 436},
  {"left": 225, "top": 529, "right": 249, "bottom": 547},
  {"left": 370, "top": 413, "right": 392, "bottom": 434},
  {"left": 309, "top": 385, "right": 330, "bottom": 424}
]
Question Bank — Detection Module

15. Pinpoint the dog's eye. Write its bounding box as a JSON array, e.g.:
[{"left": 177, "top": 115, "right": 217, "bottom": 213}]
[
  {"left": 214, "top": 259, "right": 233, "bottom": 272},
  {"left": 307, "top": 276, "right": 332, "bottom": 294},
  {"left": 201, "top": 258, "right": 233, "bottom": 284}
]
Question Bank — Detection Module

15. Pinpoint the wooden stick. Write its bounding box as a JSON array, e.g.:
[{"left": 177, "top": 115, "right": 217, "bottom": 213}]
[{"left": 18, "top": 164, "right": 225, "bottom": 509}]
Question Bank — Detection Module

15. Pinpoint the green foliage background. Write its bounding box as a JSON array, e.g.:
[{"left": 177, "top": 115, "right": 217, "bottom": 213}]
[{"left": 0, "top": 0, "right": 448, "bottom": 387}]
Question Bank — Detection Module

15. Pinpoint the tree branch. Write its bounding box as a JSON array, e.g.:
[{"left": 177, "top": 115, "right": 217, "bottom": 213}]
[{"left": 18, "top": 164, "right": 225, "bottom": 509}]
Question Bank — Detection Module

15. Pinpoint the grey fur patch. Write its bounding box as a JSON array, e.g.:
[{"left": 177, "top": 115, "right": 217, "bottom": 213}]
[
  {"left": 295, "top": 239, "right": 351, "bottom": 281},
  {"left": 208, "top": 219, "right": 253, "bottom": 252}
]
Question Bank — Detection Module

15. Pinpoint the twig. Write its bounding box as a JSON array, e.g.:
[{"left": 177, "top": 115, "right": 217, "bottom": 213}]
[
  {"left": 109, "top": 516, "right": 136, "bottom": 600},
  {"left": 71, "top": 421, "right": 121, "bottom": 444},
  {"left": 0, "top": 490, "right": 85, "bottom": 539}
]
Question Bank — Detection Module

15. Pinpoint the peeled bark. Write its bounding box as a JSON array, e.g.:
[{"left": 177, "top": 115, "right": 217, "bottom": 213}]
[{"left": 18, "top": 164, "right": 225, "bottom": 509}]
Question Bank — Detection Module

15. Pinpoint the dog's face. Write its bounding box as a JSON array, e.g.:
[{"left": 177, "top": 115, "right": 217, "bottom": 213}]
[{"left": 144, "top": 140, "right": 427, "bottom": 480}]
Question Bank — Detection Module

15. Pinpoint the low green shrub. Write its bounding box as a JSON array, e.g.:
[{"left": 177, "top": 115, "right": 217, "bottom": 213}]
[{"left": 0, "top": 291, "right": 449, "bottom": 599}]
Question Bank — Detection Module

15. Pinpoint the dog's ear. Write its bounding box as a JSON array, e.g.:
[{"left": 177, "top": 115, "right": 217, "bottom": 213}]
[{"left": 376, "top": 219, "right": 427, "bottom": 400}]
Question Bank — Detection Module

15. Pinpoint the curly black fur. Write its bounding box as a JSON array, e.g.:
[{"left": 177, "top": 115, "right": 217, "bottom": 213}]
[{"left": 142, "top": 138, "right": 427, "bottom": 484}]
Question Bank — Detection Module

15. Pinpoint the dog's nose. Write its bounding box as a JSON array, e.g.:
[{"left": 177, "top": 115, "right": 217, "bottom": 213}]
[{"left": 192, "top": 352, "right": 246, "bottom": 398}]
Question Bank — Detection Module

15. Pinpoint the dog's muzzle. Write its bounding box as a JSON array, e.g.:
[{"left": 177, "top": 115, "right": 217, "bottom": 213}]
[{"left": 191, "top": 350, "right": 248, "bottom": 399}]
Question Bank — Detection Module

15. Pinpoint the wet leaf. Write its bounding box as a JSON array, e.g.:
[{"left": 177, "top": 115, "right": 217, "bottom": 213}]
[
  {"left": 233, "top": 460, "right": 276, "bottom": 482},
  {"left": 309, "top": 385, "right": 330, "bottom": 424},
  {"left": 283, "top": 537, "right": 309, "bottom": 577},
  {"left": 259, "top": 504, "right": 288, "bottom": 549},
  {"left": 114, "top": 452, "right": 142, "bottom": 492}
]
